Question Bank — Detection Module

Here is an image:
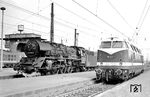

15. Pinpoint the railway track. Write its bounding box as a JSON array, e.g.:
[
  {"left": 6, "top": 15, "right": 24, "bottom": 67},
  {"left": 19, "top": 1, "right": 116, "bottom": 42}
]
[
  {"left": 39, "top": 79, "right": 118, "bottom": 97},
  {"left": 56, "top": 82, "right": 116, "bottom": 97}
]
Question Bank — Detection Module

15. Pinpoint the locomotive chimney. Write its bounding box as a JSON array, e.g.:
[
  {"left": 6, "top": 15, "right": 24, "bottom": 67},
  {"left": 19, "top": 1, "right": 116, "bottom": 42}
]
[
  {"left": 74, "top": 29, "right": 79, "bottom": 46},
  {"left": 50, "top": 3, "right": 54, "bottom": 43}
]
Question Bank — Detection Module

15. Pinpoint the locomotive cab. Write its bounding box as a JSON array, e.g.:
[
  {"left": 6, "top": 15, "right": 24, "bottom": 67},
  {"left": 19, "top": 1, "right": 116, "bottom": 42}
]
[{"left": 97, "top": 37, "right": 129, "bottom": 66}]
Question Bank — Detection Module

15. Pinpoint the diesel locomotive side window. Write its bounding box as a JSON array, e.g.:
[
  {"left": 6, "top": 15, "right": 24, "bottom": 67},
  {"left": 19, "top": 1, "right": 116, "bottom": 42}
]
[{"left": 100, "top": 41, "right": 111, "bottom": 48}]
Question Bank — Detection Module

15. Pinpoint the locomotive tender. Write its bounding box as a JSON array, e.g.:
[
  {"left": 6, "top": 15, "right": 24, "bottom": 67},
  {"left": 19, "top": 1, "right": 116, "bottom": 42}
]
[
  {"left": 14, "top": 39, "right": 97, "bottom": 77},
  {"left": 95, "top": 37, "right": 144, "bottom": 82}
]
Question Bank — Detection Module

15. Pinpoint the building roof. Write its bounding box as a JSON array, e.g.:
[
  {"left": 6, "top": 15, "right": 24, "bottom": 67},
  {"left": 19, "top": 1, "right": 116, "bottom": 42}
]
[{"left": 3, "top": 33, "right": 46, "bottom": 40}]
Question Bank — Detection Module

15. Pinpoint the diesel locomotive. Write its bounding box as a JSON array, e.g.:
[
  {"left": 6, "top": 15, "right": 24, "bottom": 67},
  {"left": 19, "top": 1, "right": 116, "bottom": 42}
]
[
  {"left": 95, "top": 37, "right": 144, "bottom": 82},
  {"left": 13, "top": 39, "right": 97, "bottom": 77}
]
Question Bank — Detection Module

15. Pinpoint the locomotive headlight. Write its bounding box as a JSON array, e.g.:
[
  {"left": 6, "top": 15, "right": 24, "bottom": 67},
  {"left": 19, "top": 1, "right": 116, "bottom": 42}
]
[
  {"left": 95, "top": 68, "right": 102, "bottom": 74},
  {"left": 123, "top": 69, "right": 128, "bottom": 74},
  {"left": 115, "top": 69, "right": 122, "bottom": 75}
]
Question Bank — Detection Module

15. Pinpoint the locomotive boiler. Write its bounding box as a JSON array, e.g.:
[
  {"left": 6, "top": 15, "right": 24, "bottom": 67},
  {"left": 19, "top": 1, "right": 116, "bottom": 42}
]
[
  {"left": 95, "top": 37, "right": 144, "bottom": 82},
  {"left": 14, "top": 39, "right": 97, "bottom": 77}
]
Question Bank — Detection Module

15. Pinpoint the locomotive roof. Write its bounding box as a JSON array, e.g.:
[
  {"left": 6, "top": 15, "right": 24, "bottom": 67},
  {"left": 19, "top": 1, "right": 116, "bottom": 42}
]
[
  {"left": 101, "top": 37, "right": 126, "bottom": 42},
  {"left": 100, "top": 37, "right": 142, "bottom": 52}
]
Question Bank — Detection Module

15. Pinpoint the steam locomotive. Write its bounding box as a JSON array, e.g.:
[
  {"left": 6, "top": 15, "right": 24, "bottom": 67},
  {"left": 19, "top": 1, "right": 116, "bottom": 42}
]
[
  {"left": 13, "top": 39, "right": 97, "bottom": 77},
  {"left": 95, "top": 37, "right": 144, "bottom": 82}
]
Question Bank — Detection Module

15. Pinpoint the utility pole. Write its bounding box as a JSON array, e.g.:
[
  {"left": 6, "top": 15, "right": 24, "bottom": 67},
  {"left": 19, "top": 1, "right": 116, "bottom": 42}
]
[
  {"left": 0, "top": 7, "right": 6, "bottom": 70},
  {"left": 74, "top": 29, "right": 79, "bottom": 46},
  {"left": 61, "top": 38, "right": 63, "bottom": 44},
  {"left": 50, "top": 3, "right": 54, "bottom": 43}
]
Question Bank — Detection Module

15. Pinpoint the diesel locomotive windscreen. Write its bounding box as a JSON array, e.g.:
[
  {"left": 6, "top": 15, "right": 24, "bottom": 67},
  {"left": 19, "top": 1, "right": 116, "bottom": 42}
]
[{"left": 100, "top": 41, "right": 126, "bottom": 48}]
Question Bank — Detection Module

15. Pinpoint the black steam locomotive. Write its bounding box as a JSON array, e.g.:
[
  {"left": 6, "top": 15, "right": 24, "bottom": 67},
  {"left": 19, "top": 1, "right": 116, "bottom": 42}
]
[{"left": 14, "top": 39, "right": 97, "bottom": 77}]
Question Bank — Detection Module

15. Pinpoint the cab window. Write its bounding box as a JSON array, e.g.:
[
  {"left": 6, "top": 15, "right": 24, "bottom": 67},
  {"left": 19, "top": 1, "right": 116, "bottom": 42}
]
[
  {"left": 100, "top": 41, "right": 111, "bottom": 48},
  {"left": 112, "top": 41, "right": 123, "bottom": 48}
]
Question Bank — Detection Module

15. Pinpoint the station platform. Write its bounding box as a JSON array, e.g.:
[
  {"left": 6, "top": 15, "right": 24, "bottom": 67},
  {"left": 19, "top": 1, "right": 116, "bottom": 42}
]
[
  {"left": 95, "top": 70, "right": 150, "bottom": 97},
  {"left": 0, "top": 68, "right": 17, "bottom": 79},
  {"left": 0, "top": 71, "right": 95, "bottom": 97}
]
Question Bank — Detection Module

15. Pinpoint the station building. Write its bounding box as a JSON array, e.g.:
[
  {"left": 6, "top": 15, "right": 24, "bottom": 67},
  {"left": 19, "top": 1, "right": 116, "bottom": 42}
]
[{"left": 0, "top": 33, "right": 43, "bottom": 68}]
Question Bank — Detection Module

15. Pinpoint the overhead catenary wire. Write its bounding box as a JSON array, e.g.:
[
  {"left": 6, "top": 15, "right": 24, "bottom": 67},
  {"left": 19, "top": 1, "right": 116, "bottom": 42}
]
[
  {"left": 132, "top": 0, "right": 149, "bottom": 39},
  {"left": 5, "top": 14, "right": 50, "bottom": 28},
  {"left": 5, "top": 11, "right": 101, "bottom": 39},
  {"left": 1, "top": 0, "right": 101, "bottom": 50},
  {"left": 132, "top": 5, "right": 150, "bottom": 41},
  {"left": 107, "top": 0, "right": 135, "bottom": 32},
  {"left": 1, "top": 0, "right": 100, "bottom": 30},
  {"left": 0, "top": 0, "right": 51, "bottom": 21},
  {"left": 51, "top": 1, "right": 110, "bottom": 34},
  {"left": 2, "top": 0, "right": 104, "bottom": 39},
  {"left": 136, "top": 0, "right": 149, "bottom": 29},
  {"left": 51, "top": 0, "right": 111, "bottom": 35},
  {"left": 4, "top": 15, "right": 99, "bottom": 41},
  {"left": 96, "top": 0, "right": 99, "bottom": 15},
  {"left": 6, "top": 14, "right": 100, "bottom": 35},
  {"left": 55, "top": 16, "right": 102, "bottom": 33},
  {"left": 72, "top": 0, "right": 130, "bottom": 39},
  {"left": 51, "top": 0, "right": 98, "bottom": 26},
  {"left": 136, "top": 5, "right": 150, "bottom": 32},
  {"left": 2, "top": 23, "right": 66, "bottom": 40},
  {"left": 2, "top": 21, "right": 97, "bottom": 41},
  {"left": 1, "top": 0, "right": 114, "bottom": 48}
]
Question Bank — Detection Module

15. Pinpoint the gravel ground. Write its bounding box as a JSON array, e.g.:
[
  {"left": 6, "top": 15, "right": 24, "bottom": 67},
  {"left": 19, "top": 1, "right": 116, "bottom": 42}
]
[{"left": 56, "top": 82, "right": 115, "bottom": 97}]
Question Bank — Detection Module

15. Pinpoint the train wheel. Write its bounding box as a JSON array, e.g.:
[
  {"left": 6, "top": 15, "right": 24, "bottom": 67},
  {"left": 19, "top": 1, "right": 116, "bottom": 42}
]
[
  {"left": 81, "top": 67, "right": 86, "bottom": 72},
  {"left": 60, "top": 67, "right": 65, "bottom": 74},
  {"left": 64, "top": 67, "right": 68, "bottom": 73},
  {"left": 96, "top": 74, "right": 102, "bottom": 82},
  {"left": 141, "top": 69, "right": 144, "bottom": 73},
  {"left": 57, "top": 69, "right": 60, "bottom": 74},
  {"left": 51, "top": 69, "right": 58, "bottom": 74},
  {"left": 65, "top": 67, "right": 71, "bottom": 73},
  {"left": 76, "top": 68, "right": 80, "bottom": 72},
  {"left": 129, "top": 73, "right": 133, "bottom": 79}
]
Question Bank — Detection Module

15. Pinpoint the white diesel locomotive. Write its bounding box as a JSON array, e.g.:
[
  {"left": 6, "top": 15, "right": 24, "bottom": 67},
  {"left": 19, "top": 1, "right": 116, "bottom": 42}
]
[{"left": 95, "top": 37, "right": 144, "bottom": 82}]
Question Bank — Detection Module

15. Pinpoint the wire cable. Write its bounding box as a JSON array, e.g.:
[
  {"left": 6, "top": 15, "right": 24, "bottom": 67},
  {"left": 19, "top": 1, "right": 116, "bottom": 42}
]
[
  {"left": 132, "top": 0, "right": 149, "bottom": 39},
  {"left": 137, "top": 5, "right": 150, "bottom": 32},
  {"left": 0, "top": 0, "right": 51, "bottom": 21},
  {"left": 72, "top": 0, "right": 129, "bottom": 39},
  {"left": 2, "top": 0, "right": 103, "bottom": 38},
  {"left": 5, "top": 14, "right": 50, "bottom": 28},
  {"left": 107, "top": 0, "right": 135, "bottom": 32},
  {"left": 51, "top": 0, "right": 99, "bottom": 26},
  {"left": 136, "top": 0, "right": 149, "bottom": 29}
]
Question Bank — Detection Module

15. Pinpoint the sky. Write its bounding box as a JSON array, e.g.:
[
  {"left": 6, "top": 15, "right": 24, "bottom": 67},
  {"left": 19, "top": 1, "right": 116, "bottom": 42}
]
[{"left": 0, "top": 0, "right": 150, "bottom": 54}]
